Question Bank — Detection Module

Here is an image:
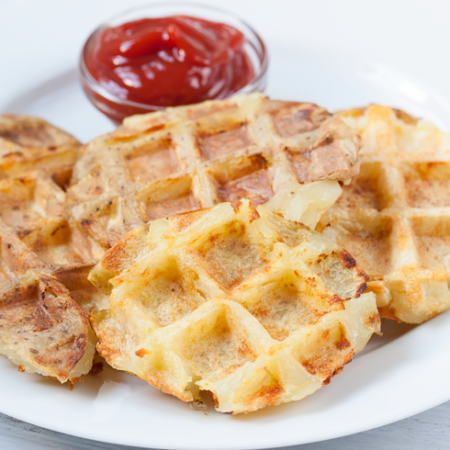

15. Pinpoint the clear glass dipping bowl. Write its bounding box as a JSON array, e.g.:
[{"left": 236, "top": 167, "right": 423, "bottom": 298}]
[{"left": 79, "top": 2, "right": 269, "bottom": 124}]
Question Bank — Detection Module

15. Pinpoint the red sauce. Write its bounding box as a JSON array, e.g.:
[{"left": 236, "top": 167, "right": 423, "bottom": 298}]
[{"left": 86, "top": 16, "right": 254, "bottom": 108}]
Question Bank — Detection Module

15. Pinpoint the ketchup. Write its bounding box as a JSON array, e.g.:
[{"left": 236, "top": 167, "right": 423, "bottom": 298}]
[{"left": 86, "top": 16, "right": 255, "bottom": 108}]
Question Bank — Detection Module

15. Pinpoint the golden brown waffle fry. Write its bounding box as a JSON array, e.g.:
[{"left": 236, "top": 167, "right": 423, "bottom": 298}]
[
  {"left": 0, "top": 171, "right": 105, "bottom": 382},
  {"left": 90, "top": 199, "right": 379, "bottom": 414},
  {"left": 317, "top": 105, "right": 450, "bottom": 323},
  {"left": 68, "top": 94, "right": 361, "bottom": 259},
  {"left": 0, "top": 114, "right": 80, "bottom": 188}
]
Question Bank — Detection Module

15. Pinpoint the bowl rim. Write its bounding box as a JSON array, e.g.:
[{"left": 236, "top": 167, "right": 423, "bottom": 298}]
[{"left": 79, "top": 1, "right": 269, "bottom": 112}]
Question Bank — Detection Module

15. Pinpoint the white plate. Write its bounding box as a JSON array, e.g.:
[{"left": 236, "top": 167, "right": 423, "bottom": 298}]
[{"left": 1, "top": 1, "right": 450, "bottom": 449}]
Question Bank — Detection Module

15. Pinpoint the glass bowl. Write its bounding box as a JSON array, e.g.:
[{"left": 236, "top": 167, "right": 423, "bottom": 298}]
[{"left": 79, "top": 2, "right": 268, "bottom": 124}]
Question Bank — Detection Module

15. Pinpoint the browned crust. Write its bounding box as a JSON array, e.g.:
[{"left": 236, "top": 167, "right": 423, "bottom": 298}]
[
  {"left": 355, "top": 282, "right": 368, "bottom": 298},
  {"left": 339, "top": 249, "right": 357, "bottom": 269},
  {"left": 365, "top": 312, "right": 381, "bottom": 330},
  {"left": 241, "top": 374, "right": 285, "bottom": 409},
  {"left": 0, "top": 273, "right": 89, "bottom": 380},
  {"left": 135, "top": 348, "right": 150, "bottom": 358},
  {"left": 88, "top": 362, "right": 104, "bottom": 376},
  {"left": 0, "top": 115, "right": 79, "bottom": 148},
  {"left": 378, "top": 305, "right": 402, "bottom": 322},
  {"left": 0, "top": 115, "right": 81, "bottom": 187},
  {"left": 393, "top": 108, "right": 419, "bottom": 125},
  {"left": 356, "top": 268, "right": 370, "bottom": 282},
  {"left": 328, "top": 294, "right": 345, "bottom": 305}
]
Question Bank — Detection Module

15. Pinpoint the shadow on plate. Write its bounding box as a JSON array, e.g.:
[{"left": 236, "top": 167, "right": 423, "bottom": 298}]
[{"left": 356, "top": 319, "right": 416, "bottom": 358}]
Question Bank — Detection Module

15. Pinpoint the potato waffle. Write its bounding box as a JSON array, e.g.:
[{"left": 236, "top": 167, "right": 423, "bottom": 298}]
[
  {"left": 0, "top": 115, "right": 81, "bottom": 188},
  {"left": 90, "top": 199, "right": 379, "bottom": 414},
  {"left": 317, "top": 105, "right": 450, "bottom": 323},
  {"left": 67, "top": 93, "right": 361, "bottom": 259},
  {"left": 0, "top": 171, "right": 103, "bottom": 382}
]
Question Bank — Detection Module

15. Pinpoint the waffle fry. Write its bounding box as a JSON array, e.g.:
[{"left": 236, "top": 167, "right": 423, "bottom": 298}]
[
  {"left": 67, "top": 94, "right": 361, "bottom": 259},
  {"left": 90, "top": 200, "right": 379, "bottom": 414},
  {"left": 0, "top": 115, "right": 81, "bottom": 188},
  {"left": 317, "top": 105, "right": 450, "bottom": 323},
  {"left": 0, "top": 171, "right": 105, "bottom": 382}
]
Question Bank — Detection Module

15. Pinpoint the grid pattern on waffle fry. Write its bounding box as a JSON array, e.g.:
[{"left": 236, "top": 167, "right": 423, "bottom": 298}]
[
  {"left": 317, "top": 105, "right": 450, "bottom": 323},
  {"left": 0, "top": 115, "right": 81, "bottom": 188},
  {"left": 68, "top": 94, "right": 361, "bottom": 259},
  {"left": 90, "top": 200, "right": 379, "bottom": 414},
  {"left": 0, "top": 171, "right": 100, "bottom": 382}
]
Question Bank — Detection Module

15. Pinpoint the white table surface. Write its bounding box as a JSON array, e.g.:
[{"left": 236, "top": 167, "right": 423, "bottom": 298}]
[{"left": 1, "top": 400, "right": 449, "bottom": 450}]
